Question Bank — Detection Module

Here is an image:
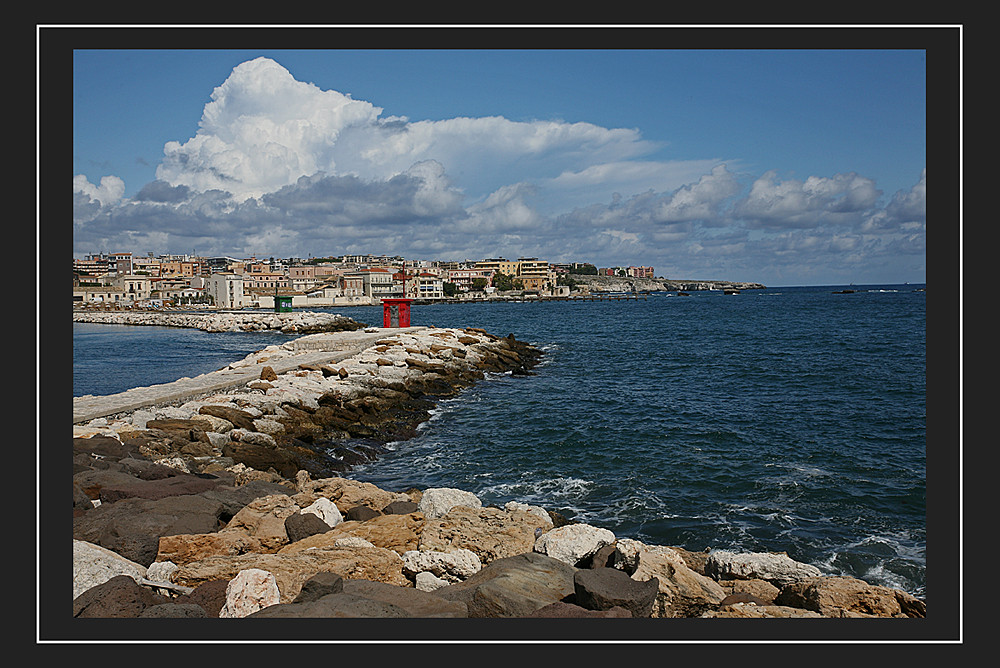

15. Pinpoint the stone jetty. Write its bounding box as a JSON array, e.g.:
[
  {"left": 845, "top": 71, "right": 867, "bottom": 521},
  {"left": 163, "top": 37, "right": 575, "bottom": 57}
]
[
  {"left": 72, "top": 309, "right": 366, "bottom": 334},
  {"left": 70, "top": 322, "right": 926, "bottom": 630}
]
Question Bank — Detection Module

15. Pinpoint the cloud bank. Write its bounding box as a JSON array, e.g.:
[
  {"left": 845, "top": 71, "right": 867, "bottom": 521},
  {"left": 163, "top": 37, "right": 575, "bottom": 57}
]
[{"left": 73, "top": 57, "right": 926, "bottom": 285}]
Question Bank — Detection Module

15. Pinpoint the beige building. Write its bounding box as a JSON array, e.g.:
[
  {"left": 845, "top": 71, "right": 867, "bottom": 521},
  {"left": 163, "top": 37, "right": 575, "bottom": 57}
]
[{"left": 116, "top": 275, "right": 153, "bottom": 302}]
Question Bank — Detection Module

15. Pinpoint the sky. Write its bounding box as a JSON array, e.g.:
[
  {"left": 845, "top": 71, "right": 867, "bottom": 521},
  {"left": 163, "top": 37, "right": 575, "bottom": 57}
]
[{"left": 70, "top": 41, "right": 931, "bottom": 286}]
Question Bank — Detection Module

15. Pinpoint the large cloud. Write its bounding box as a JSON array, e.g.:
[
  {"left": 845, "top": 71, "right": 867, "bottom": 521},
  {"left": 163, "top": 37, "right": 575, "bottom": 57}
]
[{"left": 72, "top": 56, "right": 926, "bottom": 285}]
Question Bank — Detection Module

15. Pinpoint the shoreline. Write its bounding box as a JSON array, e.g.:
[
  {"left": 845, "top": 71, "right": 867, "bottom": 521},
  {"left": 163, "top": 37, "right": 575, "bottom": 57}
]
[{"left": 71, "top": 321, "right": 927, "bottom": 624}]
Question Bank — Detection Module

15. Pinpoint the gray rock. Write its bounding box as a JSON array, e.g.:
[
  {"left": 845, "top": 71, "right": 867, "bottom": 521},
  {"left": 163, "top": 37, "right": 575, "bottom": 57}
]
[
  {"left": 247, "top": 593, "right": 413, "bottom": 618},
  {"left": 284, "top": 511, "right": 334, "bottom": 543},
  {"left": 293, "top": 572, "right": 344, "bottom": 603},
  {"left": 433, "top": 551, "right": 578, "bottom": 618},
  {"left": 573, "top": 567, "right": 659, "bottom": 618},
  {"left": 341, "top": 579, "right": 468, "bottom": 617}
]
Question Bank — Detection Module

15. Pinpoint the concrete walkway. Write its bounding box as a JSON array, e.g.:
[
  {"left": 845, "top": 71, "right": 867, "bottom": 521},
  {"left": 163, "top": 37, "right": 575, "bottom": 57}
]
[{"left": 73, "top": 327, "right": 427, "bottom": 424}]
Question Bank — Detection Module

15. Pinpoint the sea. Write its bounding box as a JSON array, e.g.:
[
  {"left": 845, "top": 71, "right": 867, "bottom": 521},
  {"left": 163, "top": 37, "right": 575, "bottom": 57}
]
[{"left": 72, "top": 284, "right": 928, "bottom": 598}]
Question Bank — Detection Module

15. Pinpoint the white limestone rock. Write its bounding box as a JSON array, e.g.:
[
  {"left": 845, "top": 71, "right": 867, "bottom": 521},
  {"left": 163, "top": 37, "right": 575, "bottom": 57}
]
[
  {"left": 73, "top": 539, "right": 147, "bottom": 600},
  {"left": 533, "top": 523, "right": 615, "bottom": 566},
  {"left": 415, "top": 571, "right": 450, "bottom": 592},
  {"left": 504, "top": 501, "right": 554, "bottom": 527},
  {"left": 300, "top": 497, "right": 344, "bottom": 528},
  {"left": 401, "top": 549, "right": 482, "bottom": 583},
  {"left": 145, "top": 560, "right": 179, "bottom": 583},
  {"left": 218, "top": 568, "right": 281, "bottom": 618},
  {"left": 704, "top": 550, "right": 823, "bottom": 585},
  {"left": 417, "top": 487, "right": 483, "bottom": 519}
]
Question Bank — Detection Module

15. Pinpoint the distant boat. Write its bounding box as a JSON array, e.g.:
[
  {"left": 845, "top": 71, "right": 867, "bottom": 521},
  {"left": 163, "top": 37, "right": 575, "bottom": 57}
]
[{"left": 832, "top": 289, "right": 856, "bottom": 294}]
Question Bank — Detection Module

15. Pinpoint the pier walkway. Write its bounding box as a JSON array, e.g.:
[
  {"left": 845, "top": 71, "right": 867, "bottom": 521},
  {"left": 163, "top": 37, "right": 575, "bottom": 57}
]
[{"left": 73, "top": 327, "right": 426, "bottom": 425}]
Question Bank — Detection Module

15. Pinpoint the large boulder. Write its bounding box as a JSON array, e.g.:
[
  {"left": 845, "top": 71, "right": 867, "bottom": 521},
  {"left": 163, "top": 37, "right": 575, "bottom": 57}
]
[
  {"left": 417, "top": 487, "right": 482, "bottom": 518},
  {"left": 774, "top": 575, "right": 926, "bottom": 618},
  {"left": 419, "top": 506, "right": 550, "bottom": 564},
  {"left": 284, "top": 511, "right": 335, "bottom": 543},
  {"left": 247, "top": 592, "right": 412, "bottom": 618},
  {"left": 94, "top": 473, "right": 224, "bottom": 503},
  {"left": 401, "top": 548, "right": 483, "bottom": 588},
  {"left": 73, "top": 539, "right": 147, "bottom": 600},
  {"left": 281, "top": 512, "right": 425, "bottom": 555},
  {"left": 533, "top": 523, "right": 615, "bottom": 566},
  {"left": 293, "top": 476, "right": 403, "bottom": 514},
  {"left": 73, "top": 575, "right": 169, "bottom": 618},
  {"left": 339, "top": 579, "right": 468, "bottom": 617},
  {"left": 222, "top": 493, "right": 300, "bottom": 552},
  {"left": 704, "top": 550, "right": 823, "bottom": 586},
  {"left": 615, "top": 539, "right": 727, "bottom": 618},
  {"left": 154, "top": 531, "right": 264, "bottom": 567},
  {"left": 218, "top": 568, "right": 282, "bottom": 618},
  {"left": 433, "top": 551, "right": 578, "bottom": 618},
  {"left": 573, "top": 567, "right": 659, "bottom": 618}
]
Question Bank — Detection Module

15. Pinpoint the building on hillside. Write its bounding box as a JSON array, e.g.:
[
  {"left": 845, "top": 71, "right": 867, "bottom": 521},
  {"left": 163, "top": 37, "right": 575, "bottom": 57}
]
[
  {"left": 447, "top": 268, "right": 496, "bottom": 292},
  {"left": 132, "top": 255, "right": 161, "bottom": 277},
  {"left": 109, "top": 252, "right": 133, "bottom": 275},
  {"left": 116, "top": 275, "right": 152, "bottom": 302},
  {"left": 410, "top": 272, "right": 445, "bottom": 299},
  {"left": 207, "top": 273, "right": 244, "bottom": 309},
  {"left": 353, "top": 268, "right": 395, "bottom": 299},
  {"left": 73, "top": 287, "right": 125, "bottom": 304},
  {"left": 474, "top": 258, "right": 518, "bottom": 276}
]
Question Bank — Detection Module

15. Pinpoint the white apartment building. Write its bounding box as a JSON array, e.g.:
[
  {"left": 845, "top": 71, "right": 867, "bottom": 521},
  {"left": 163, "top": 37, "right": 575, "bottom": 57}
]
[{"left": 207, "top": 273, "right": 244, "bottom": 309}]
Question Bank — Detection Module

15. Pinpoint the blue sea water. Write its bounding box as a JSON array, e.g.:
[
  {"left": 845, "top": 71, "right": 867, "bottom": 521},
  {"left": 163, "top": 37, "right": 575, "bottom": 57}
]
[{"left": 72, "top": 285, "right": 928, "bottom": 597}]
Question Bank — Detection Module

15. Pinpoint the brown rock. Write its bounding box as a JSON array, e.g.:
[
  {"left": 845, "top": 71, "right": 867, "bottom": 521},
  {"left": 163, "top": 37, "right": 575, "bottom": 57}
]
[
  {"left": 719, "top": 578, "right": 781, "bottom": 604},
  {"left": 293, "top": 476, "right": 401, "bottom": 514},
  {"left": 176, "top": 579, "right": 230, "bottom": 617},
  {"left": 774, "top": 576, "right": 925, "bottom": 618},
  {"left": 629, "top": 543, "right": 727, "bottom": 618},
  {"left": 199, "top": 405, "right": 258, "bottom": 431},
  {"left": 702, "top": 604, "right": 825, "bottom": 618},
  {"left": 155, "top": 532, "right": 264, "bottom": 567},
  {"left": 221, "top": 493, "right": 299, "bottom": 552},
  {"left": 260, "top": 366, "right": 278, "bottom": 381},
  {"left": 433, "top": 552, "right": 577, "bottom": 618},
  {"left": 283, "top": 513, "right": 425, "bottom": 555},
  {"left": 418, "top": 506, "right": 550, "bottom": 565},
  {"left": 73, "top": 575, "right": 170, "bottom": 618},
  {"left": 172, "top": 546, "right": 410, "bottom": 602}
]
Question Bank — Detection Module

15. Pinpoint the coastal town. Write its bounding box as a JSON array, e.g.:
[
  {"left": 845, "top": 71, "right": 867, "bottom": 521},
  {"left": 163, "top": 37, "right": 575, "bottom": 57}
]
[{"left": 72, "top": 251, "right": 662, "bottom": 309}]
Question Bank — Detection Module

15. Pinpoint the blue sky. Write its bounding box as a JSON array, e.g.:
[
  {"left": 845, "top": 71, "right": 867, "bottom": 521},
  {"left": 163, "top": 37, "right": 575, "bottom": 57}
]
[{"left": 71, "top": 41, "right": 931, "bottom": 286}]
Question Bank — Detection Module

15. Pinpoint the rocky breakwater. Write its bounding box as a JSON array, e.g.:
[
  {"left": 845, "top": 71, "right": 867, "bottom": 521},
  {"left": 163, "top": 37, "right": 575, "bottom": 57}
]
[
  {"left": 74, "top": 326, "right": 543, "bottom": 483},
  {"left": 72, "top": 309, "right": 367, "bottom": 334},
  {"left": 72, "top": 474, "right": 928, "bottom": 623}
]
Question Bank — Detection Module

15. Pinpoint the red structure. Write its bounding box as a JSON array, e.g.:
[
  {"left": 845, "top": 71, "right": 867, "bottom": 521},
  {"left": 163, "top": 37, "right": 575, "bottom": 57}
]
[{"left": 381, "top": 298, "right": 413, "bottom": 328}]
